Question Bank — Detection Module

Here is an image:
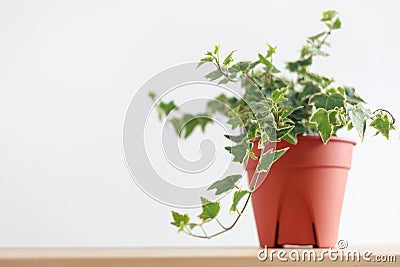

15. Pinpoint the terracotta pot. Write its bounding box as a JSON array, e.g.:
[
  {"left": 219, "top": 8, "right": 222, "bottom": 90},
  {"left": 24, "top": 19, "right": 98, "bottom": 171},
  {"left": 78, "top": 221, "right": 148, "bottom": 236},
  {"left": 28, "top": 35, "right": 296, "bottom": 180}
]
[{"left": 246, "top": 136, "right": 356, "bottom": 248}]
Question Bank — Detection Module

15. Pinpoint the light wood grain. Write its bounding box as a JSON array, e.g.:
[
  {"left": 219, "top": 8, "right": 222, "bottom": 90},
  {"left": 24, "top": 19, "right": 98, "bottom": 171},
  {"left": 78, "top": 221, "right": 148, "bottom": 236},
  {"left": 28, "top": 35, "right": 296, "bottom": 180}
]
[{"left": 0, "top": 247, "right": 398, "bottom": 267}]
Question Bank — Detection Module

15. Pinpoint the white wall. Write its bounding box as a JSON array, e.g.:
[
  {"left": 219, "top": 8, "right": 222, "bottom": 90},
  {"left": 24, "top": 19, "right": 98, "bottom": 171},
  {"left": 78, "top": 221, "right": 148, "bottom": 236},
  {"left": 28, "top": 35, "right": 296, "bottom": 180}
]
[{"left": 0, "top": 0, "right": 399, "bottom": 246}]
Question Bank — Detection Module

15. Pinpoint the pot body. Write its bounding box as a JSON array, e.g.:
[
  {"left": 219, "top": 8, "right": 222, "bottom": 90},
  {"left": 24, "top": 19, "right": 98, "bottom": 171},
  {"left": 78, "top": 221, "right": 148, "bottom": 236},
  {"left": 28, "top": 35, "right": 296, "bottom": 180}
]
[{"left": 246, "top": 136, "right": 356, "bottom": 248}]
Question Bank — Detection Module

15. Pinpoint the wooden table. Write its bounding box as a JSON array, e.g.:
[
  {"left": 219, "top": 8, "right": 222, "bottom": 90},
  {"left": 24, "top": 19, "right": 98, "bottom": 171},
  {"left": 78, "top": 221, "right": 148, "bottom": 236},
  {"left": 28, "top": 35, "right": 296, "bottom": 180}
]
[{"left": 0, "top": 247, "right": 398, "bottom": 267}]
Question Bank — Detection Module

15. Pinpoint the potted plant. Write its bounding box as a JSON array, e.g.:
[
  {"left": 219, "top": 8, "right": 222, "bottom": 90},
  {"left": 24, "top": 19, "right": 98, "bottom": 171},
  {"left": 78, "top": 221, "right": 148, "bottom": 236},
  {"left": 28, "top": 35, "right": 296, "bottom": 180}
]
[{"left": 152, "top": 10, "right": 398, "bottom": 248}]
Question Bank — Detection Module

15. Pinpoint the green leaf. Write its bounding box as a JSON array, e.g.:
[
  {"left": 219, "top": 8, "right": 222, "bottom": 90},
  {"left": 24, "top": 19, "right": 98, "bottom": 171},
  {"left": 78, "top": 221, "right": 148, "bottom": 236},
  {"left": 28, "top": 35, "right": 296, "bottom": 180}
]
[
  {"left": 230, "top": 190, "right": 250, "bottom": 212},
  {"left": 170, "top": 211, "right": 190, "bottom": 232},
  {"left": 272, "top": 87, "right": 288, "bottom": 104},
  {"left": 232, "top": 61, "right": 250, "bottom": 72},
  {"left": 158, "top": 101, "right": 177, "bottom": 118},
  {"left": 280, "top": 106, "right": 304, "bottom": 120},
  {"left": 196, "top": 56, "right": 214, "bottom": 69},
  {"left": 148, "top": 91, "right": 156, "bottom": 101},
  {"left": 270, "top": 66, "right": 281, "bottom": 74},
  {"left": 309, "top": 93, "right": 345, "bottom": 110},
  {"left": 246, "top": 124, "right": 258, "bottom": 140},
  {"left": 197, "top": 116, "right": 213, "bottom": 132},
  {"left": 344, "top": 87, "right": 365, "bottom": 104},
  {"left": 347, "top": 122, "right": 354, "bottom": 131},
  {"left": 310, "top": 108, "right": 333, "bottom": 144},
  {"left": 276, "top": 125, "right": 295, "bottom": 140},
  {"left": 309, "top": 31, "right": 327, "bottom": 41},
  {"left": 370, "top": 113, "right": 391, "bottom": 139},
  {"left": 328, "top": 110, "right": 341, "bottom": 126},
  {"left": 325, "top": 88, "right": 340, "bottom": 95},
  {"left": 207, "top": 174, "right": 242, "bottom": 195},
  {"left": 286, "top": 57, "right": 313, "bottom": 72},
  {"left": 213, "top": 44, "right": 220, "bottom": 55},
  {"left": 258, "top": 53, "right": 273, "bottom": 68},
  {"left": 170, "top": 117, "right": 185, "bottom": 136},
  {"left": 218, "top": 78, "right": 229, "bottom": 84},
  {"left": 266, "top": 44, "right": 277, "bottom": 58},
  {"left": 258, "top": 131, "right": 269, "bottom": 149},
  {"left": 170, "top": 114, "right": 208, "bottom": 138},
  {"left": 249, "top": 151, "right": 257, "bottom": 160},
  {"left": 297, "top": 57, "right": 313, "bottom": 67},
  {"left": 198, "top": 197, "right": 220, "bottom": 222},
  {"left": 332, "top": 18, "right": 342, "bottom": 29},
  {"left": 224, "top": 133, "right": 247, "bottom": 143},
  {"left": 256, "top": 149, "right": 274, "bottom": 173},
  {"left": 282, "top": 132, "right": 297, "bottom": 144},
  {"left": 226, "top": 115, "right": 243, "bottom": 130},
  {"left": 249, "top": 60, "right": 260, "bottom": 69},
  {"left": 256, "top": 147, "right": 289, "bottom": 173},
  {"left": 349, "top": 107, "right": 367, "bottom": 141},
  {"left": 298, "top": 82, "right": 322, "bottom": 101},
  {"left": 187, "top": 223, "right": 197, "bottom": 229},
  {"left": 337, "top": 86, "right": 345, "bottom": 96},
  {"left": 302, "top": 72, "right": 333, "bottom": 88},
  {"left": 321, "top": 10, "right": 340, "bottom": 30},
  {"left": 228, "top": 67, "right": 239, "bottom": 75},
  {"left": 225, "top": 141, "right": 250, "bottom": 163},
  {"left": 207, "top": 99, "right": 227, "bottom": 114},
  {"left": 176, "top": 115, "right": 199, "bottom": 138},
  {"left": 182, "top": 117, "right": 199, "bottom": 138},
  {"left": 253, "top": 76, "right": 263, "bottom": 88},
  {"left": 223, "top": 50, "right": 236, "bottom": 65},
  {"left": 321, "top": 10, "right": 338, "bottom": 22},
  {"left": 273, "top": 147, "right": 289, "bottom": 162},
  {"left": 205, "top": 70, "right": 223, "bottom": 81}
]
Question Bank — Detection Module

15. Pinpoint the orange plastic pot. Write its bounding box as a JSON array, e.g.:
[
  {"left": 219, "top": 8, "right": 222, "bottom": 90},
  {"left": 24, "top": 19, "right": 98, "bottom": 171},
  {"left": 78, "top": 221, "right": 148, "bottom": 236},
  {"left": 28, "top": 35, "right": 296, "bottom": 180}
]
[{"left": 246, "top": 136, "right": 356, "bottom": 248}]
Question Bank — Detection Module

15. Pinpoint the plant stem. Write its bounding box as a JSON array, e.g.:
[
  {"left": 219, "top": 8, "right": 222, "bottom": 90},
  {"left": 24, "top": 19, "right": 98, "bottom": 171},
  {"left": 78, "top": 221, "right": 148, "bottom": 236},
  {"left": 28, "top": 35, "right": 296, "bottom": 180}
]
[
  {"left": 317, "top": 31, "right": 331, "bottom": 50},
  {"left": 182, "top": 192, "right": 252, "bottom": 239},
  {"left": 213, "top": 58, "right": 236, "bottom": 83},
  {"left": 309, "top": 31, "right": 331, "bottom": 58},
  {"left": 245, "top": 72, "right": 262, "bottom": 90},
  {"left": 182, "top": 173, "right": 261, "bottom": 239},
  {"left": 199, "top": 224, "right": 209, "bottom": 238},
  {"left": 215, "top": 218, "right": 228, "bottom": 230}
]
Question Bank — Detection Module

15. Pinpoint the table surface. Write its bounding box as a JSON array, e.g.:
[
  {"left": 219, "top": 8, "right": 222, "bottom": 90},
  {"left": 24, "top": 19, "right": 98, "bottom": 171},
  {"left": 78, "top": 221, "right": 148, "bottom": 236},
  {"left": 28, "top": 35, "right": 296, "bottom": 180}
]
[{"left": 0, "top": 247, "right": 399, "bottom": 267}]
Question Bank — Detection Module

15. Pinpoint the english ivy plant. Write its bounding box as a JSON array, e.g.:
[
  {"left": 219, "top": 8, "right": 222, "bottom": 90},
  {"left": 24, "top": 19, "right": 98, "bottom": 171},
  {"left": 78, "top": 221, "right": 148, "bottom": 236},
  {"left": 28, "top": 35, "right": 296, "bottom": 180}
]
[{"left": 152, "top": 10, "right": 398, "bottom": 239}]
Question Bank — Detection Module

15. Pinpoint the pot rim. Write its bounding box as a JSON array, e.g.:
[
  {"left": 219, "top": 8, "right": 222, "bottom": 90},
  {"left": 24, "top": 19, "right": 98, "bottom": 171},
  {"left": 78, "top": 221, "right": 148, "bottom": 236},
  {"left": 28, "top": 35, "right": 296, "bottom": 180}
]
[
  {"left": 296, "top": 135, "right": 357, "bottom": 146},
  {"left": 252, "top": 135, "right": 357, "bottom": 146}
]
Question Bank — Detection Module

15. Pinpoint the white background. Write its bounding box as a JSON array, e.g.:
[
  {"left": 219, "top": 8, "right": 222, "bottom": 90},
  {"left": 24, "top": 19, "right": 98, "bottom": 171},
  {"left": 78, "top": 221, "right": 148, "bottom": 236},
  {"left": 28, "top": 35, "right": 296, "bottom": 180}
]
[{"left": 1, "top": 0, "right": 399, "bottom": 246}]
